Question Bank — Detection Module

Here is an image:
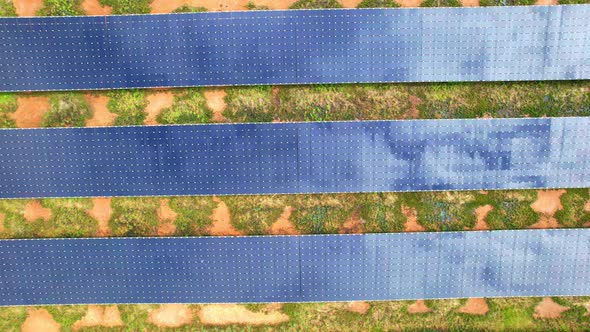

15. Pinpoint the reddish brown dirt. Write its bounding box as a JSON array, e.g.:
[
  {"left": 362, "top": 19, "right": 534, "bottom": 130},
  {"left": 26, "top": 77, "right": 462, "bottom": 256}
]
[
  {"left": 339, "top": 210, "right": 365, "bottom": 234},
  {"left": 533, "top": 298, "right": 569, "bottom": 319},
  {"left": 198, "top": 304, "right": 289, "bottom": 326},
  {"left": 340, "top": 0, "right": 363, "bottom": 7},
  {"left": 10, "top": 96, "right": 50, "bottom": 128},
  {"left": 21, "top": 308, "right": 60, "bottom": 332},
  {"left": 0, "top": 212, "right": 5, "bottom": 233},
  {"left": 584, "top": 200, "right": 590, "bottom": 213},
  {"left": 204, "top": 88, "right": 228, "bottom": 123},
  {"left": 529, "top": 216, "right": 561, "bottom": 229},
  {"left": 345, "top": 302, "right": 370, "bottom": 314},
  {"left": 73, "top": 305, "right": 124, "bottom": 330},
  {"left": 403, "top": 95, "right": 422, "bottom": 119},
  {"left": 157, "top": 198, "right": 178, "bottom": 236},
  {"left": 407, "top": 300, "right": 432, "bottom": 314},
  {"left": 85, "top": 94, "right": 117, "bottom": 127},
  {"left": 458, "top": 298, "right": 489, "bottom": 315},
  {"left": 148, "top": 304, "right": 194, "bottom": 328},
  {"left": 473, "top": 205, "right": 493, "bottom": 231},
  {"left": 81, "top": 0, "right": 112, "bottom": 15},
  {"left": 461, "top": 0, "right": 480, "bottom": 6},
  {"left": 145, "top": 91, "right": 175, "bottom": 125},
  {"left": 402, "top": 205, "right": 425, "bottom": 232},
  {"left": 88, "top": 197, "right": 112, "bottom": 236},
  {"left": 531, "top": 190, "right": 566, "bottom": 216},
  {"left": 23, "top": 201, "right": 52, "bottom": 222},
  {"left": 396, "top": 0, "right": 423, "bottom": 6},
  {"left": 150, "top": 0, "right": 253, "bottom": 13},
  {"left": 208, "top": 197, "right": 243, "bottom": 236},
  {"left": 13, "top": 0, "right": 44, "bottom": 16},
  {"left": 269, "top": 206, "right": 300, "bottom": 235},
  {"left": 535, "top": 0, "right": 558, "bottom": 4}
]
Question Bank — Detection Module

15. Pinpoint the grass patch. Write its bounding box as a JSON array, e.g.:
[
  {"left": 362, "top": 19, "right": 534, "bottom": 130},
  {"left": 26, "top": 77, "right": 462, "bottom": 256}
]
[
  {"left": 291, "top": 194, "right": 357, "bottom": 233},
  {"left": 173, "top": 5, "right": 208, "bottom": 12},
  {"left": 223, "top": 195, "right": 289, "bottom": 234},
  {"left": 420, "top": 0, "right": 461, "bottom": 6},
  {"left": 157, "top": 89, "right": 212, "bottom": 124},
  {"left": 559, "top": 0, "right": 590, "bottom": 3},
  {"left": 289, "top": 0, "right": 343, "bottom": 8},
  {"left": 555, "top": 188, "right": 590, "bottom": 228},
  {"left": 358, "top": 193, "right": 405, "bottom": 233},
  {"left": 480, "top": 0, "right": 535, "bottom": 5},
  {"left": 246, "top": 1, "right": 271, "bottom": 9},
  {"left": 42, "top": 93, "right": 92, "bottom": 127},
  {"left": 110, "top": 198, "right": 159, "bottom": 236},
  {"left": 38, "top": 0, "right": 83, "bottom": 16},
  {"left": 0, "top": 93, "right": 17, "bottom": 128},
  {"left": 168, "top": 196, "right": 216, "bottom": 235},
  {"left": 224, "top": 86, "right": 275, "bottom": 122},
  {"left": 107, "top": 90, "right": 148, "bottom": 125},
  {"left": 98, "top": 0, "right": 151, "bottom": 14},
  {"left": 357, "top": 0, "right": 401, "bottom": 7},
  {"left": 0, "top": 0, "right": 16, "bottom": 16},
  {"left": 485, "top": 190, "right": 538, "bottom": 229}
]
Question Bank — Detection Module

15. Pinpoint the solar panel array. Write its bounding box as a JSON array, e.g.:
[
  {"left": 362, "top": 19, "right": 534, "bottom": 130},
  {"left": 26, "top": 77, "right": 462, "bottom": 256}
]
[
  {"left": 1, "top": 6, "right": 589, "bottom": 91},
  {"left": 0, "top": 117, "right": 588, "bottom": 198},
  {"left": 0, "top": 229, "right": 588, "bottom": 306}
]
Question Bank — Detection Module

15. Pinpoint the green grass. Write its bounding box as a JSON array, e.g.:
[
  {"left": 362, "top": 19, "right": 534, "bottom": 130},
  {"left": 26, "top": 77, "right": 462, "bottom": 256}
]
[
  {"left": 559, "top": 0, "right": 590, "bottom": 3},
  {"left": 157, "top": 89, "right": 212, "bottom": 124},
  {"left": 357, "top": 0, "right": 401, "bottom": 7},
  {"left": 38, "top": 0, "right": 83, "bottom": 16},
  {"left": 109, "top": 198, "right": 159, "bottom": 236},
  {"left": 0, "top": 0, "right": 16, "bottom": 16},
  {"left": 289, "top": 0, "right": 343, "bottom": 9},
  {"left": 0, "top": 93, "right": 17, "bottom": 128},
  {"left": 43, "top": 93, "right": 92, "bottom": 127},
  {"left": 420, "top": 0, "right": 462, "bottom": 6},
  {"left": 479, "top": 0, "right": 535, "bottom": 5},
  {"left": 168, "top": 196, "right": 216, "bottom": 235},
  {"left": 107, "top": 90, "right": 148, "bottom": 125},
  {"left": 222, "top": 195, "right": 289, "bottom": 234},
  {"left": 98, "top": 0, "right": 151, "bottom": 14},
  {"left": 555, "top": 188, "right": 590, "bottom": 228},
  {"left": 173, "top": 4, "right": 208, "bottom": 12},
  {"left": 246, "top": 1, "right": 271, "bottom": 9}
]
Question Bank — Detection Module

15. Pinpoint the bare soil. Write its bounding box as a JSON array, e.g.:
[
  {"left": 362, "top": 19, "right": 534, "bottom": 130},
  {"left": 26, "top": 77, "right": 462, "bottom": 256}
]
[
  {"left": 198, "top": 304, "right": 289, "bottom": 326},
  {"left": 533, "top": 298, "right": 569, "bottom": 319},
  {"left": 460, "top": 0, "right": 480, "bottom": 6},
  {"left": 204, "top": 88, "right": 228, "bottom": 123},
  {"left": 85, "top": 94, "right": 117, "bottom": 127},
  {"left": 148, "top": 304, "right": 194, "bottom": 328},
  {"left": 339, "top": 210, "right": 365, "bottom": 234},
  {"left": 402, "top": 205, "right": 425, "bottom": 232},
  {"left": 145, "top": 91, "right": 175, "bottom": 125},
  {"left": 208, "top": 197, "right": 243, "bottom": 236},
  {"left": 403, "top": 95, "right": 422, "bottom": 119},
  {"left": 473, "top": 205, "right": 493, "bottom": 231},
  {"left": 23, "top": 201, "right": 52, "bottom": 222},
  {"left": 396, "top": 0, "right": 424, "bottom": 6},
  {"left": 21, "top": 309, "right": 60, "bottom": 332},
  {"left": 0, "top": 212, "right": 5, "bottom": 233},
  {"left": 584, "top": 200, "right": 590, "bottom": 213},
  {"left": 81, "top": 0, "right": 112, "bottom": 15},
  {"left": 10, "top": 96, "right": 50, "bottom": 128},
  {"left": 88, "top": 198, "right": 112, "bottom": 236},
  {"left": 458, "top": 298, "right": 489, "bottom": 315},
  {"left": 73, "top": 305, "right": 124, "bottom": 330},
  {"left": 529, "top": 216, "right": 561, "bottom": 229},
  {"left": 13, "top": 0, "right": 43, "bottom": 16},
  {"left": 150, "top": 0, "right": 251, "bottom": 13},
  {"left": 535, "top": 0, "right": 558, "bottom": 4},
  {"left": 269, "top": 206, "right": 300, "bottom": 235},
  {"left": 345, "top": 302, "right": 371, "bottom": 314},
  {"left": 531, "top": 190, "right": 566, "bottom": 216},
  {"left": 340, "top": 0, "right": 363, "bottom": 7},
  {"left": 408, "top": 300, "right": 432, "bottom": 314},
  {"left": 157, "top": 198, "right": 178, "bottom": 236}
]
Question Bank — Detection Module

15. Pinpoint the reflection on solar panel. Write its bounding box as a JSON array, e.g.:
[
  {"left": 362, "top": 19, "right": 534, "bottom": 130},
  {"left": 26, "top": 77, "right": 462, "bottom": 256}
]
[
  {"left": 1, "top": 117, "right": 589, "bottom": 198},
  {"left": 0, "top": 229, "right": 587, "bottom": 305},
  {"left": 0, "top": 6, "right": 588, "bottom": 91}
]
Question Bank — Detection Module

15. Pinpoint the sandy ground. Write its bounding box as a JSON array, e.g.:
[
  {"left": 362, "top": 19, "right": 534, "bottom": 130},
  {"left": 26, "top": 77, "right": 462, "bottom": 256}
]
[
  {"left": 88, "top": 198, "right": 112, "bottom": 236},
  {"left": 340, "top": 0, "right": 363, "bottom": 8},
  {"left": 198, "top": 304, "right": 289, "bottom": 326},
  {"left": 585, "top": 200, "right": 590, "bottom": 213},
  {"left": 407, "top": 300, "right": 432, "bottom": 314},
  {"left": 529, "top": 190, "right": 566, "bottom": 229},
  {"left": 0, "top": 212, "right": 5, "bottom": 233},
  {"left": 403, "top": 95, "right": 422, "bottom": 119},
  {"left": 23, "top": 201, "right": 51, "bottom": 222},
  {"left": 21, "top": 308, "right": 60, "bottom": 332},
  {"left": 204, "top": 88, "right": 229, "bottom": 123},
  {"left": 457, "top": 298, "right": 489, "bottom": 315},
  {"left": 396, "top": 0, "right": 424, "bottom": 6},
  {"left": 85, "top": 95, "right": 117, "bottom": 127},
  {"left": 73, "top": 305, "right": 123, "bottom": 330},
  {"left": 269, "top": 206, "right": 300, "bottom": 235},
  {"left": 339, "top": 210, "right": 365, "bottom": 234},
  {"left": 157, "top": 198, "right": 178, "bottom": 236},
  {"left": 208, "top": 197, "right": 243, "bottom": 236},
  {"left": 533, "top": 298, "right": 569, "bottom": 319},
  {"left": 150, "top": 0, "right": 244, "bottom": 12},
  {"left": 460, "top": 0, "right": 479, "bottom": 6},
  {"left": 145, "top": 91, "right": 175, "bottom": 125},
  {"left": 13, "top": 0, "right": 43, "bottom": 16},
  {"left": 402, "top": 205, "right": 425, "bottom": 232},
  {"left": 536, "top": 0, "right": 558, "bottom": 4},
  {"left": 81, "top": 0, "right": 112, "bottom": 15},
  {"left": 10, "top": 96, "right": 50, "bottom": 128},
  {"left": 345, "top": 302, "right": 371, "bottom": 314},
  {"left": 147, "top": 304, "right": 194, "bottom": 327},
  {"left": 473, "top": 205, "right": 492, "bottom": 231}
]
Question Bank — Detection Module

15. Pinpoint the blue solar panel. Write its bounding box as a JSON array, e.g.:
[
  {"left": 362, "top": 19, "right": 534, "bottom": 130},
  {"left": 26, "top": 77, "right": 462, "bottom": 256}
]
[
  {"left": 0, "top": 229, "right": 588, "bottom": 305},
  {"left": 0, "top": 117, "right": 588, "bottom": 198},
  {"left": 0, "top": 6, "right": 588, "bottom": 91}
]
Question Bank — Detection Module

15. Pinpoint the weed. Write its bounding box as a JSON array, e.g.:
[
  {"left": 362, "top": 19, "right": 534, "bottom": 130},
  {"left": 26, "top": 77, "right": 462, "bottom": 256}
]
[
  {"left": 173, "top": 5, "right": 207, "bottom": 12},
  {"left": 357, "top": 0, "right": 400, "bottom": 7},
  {"left": 290, "top": 0, "right": 343, "bottom": 9},
  {"left": 559, "top": 0, "right": 590, "bottom": 3},
  {"left": 223, "top": 195, "right": 289, "bottom": 234},
  {"left": 168, "top": 196, "right": 216, "bottom": 235},
  {"left": 38, "top": 0, "right": 82, "bottom": 16},
  {"left": 555, "top": 188, "right": 590, "bottom": 228},
  {"left": 110, "top": 198, "right": 159, "bottom": 236},
  {"left": 224, "top": 86, "right": 275, "bottom": 122},
  {"left": 480, "top": 0, "right": 535, "bottom": 5},
  {"left": 98, "top": 0, "right": 151, "bottom": 14},
  {"left": 157, "top": 89, "right": 212, "bottom": 124},
  {"left": 0, "top": 93, "right": 16, "bottom": 128},
  {"left": 246, "top": 1, "right": 271, "bottom": 9},
  {"left": 420, "top": 0, "right": 461, "bottom": 6},
  {"left": 0, "top": 0, "right": 16, "bottom": 16},
  {"left": 107, "top": 90, "right": 148, "bottom": 125},
  {"left": 43, "top": 93, "right": 92, "bottom": 127}
]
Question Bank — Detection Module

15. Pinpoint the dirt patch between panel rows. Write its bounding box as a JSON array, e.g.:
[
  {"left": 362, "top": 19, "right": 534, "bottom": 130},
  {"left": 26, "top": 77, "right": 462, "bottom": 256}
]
[
  {"left": 269, "top": 206, "right": 300, "bottom": 235},
  {"left": 529, "top": 190, "right": 566, "bottom": 229},
  {"left": 21, "top": 308, "right": 60, "bottom": 332},
  {"left": 208, "top": 197, "right": 243, "bottom": 236},
  {"left": 0, "top": 212, "right": 5, "bottom": 233},
  {"left": 198, "top": 304, "right": 289, "bottom": 325},
  {"left": 88, "top": 197, "right": 113, "bottom": 236},
  {"left": 345, "top": 301, "right": 371, "bottom": 314},
  {"left": 73, "top": 305, "right": 123, "bottom": 330},
  {"left": 157, "top": 198, "right": 178, "bottom": 236},
  {"left": 204, "top": 88, "right": 228, "bottom": 122},
  {"left": 148, "top": 304, "right": 194, "bottom": 328},
  {"left": 13, "top": 0, "right": 43, "bottom": 16},
  {"left": 533, "top": 298, "right": 569, "bottom": 319},
  {"left": 24, "top": 201, "right": 52, "bottom": 222},
  {"left": 145, "top": 91, "right": 175, "bottom": 125},
  {"left": 10, "top": 96, "right": 50, "bottom": 128},
  {"left": 402, "top": 205, "right": 425, "bottom": 232},
  {"left": 82, "top": 0, "right": 112, "bottom": 15},
  {"left": 407, "top": 300, "right": 432, "bottom": 314},
  {"left": 339, "top": 210, "right": 365, "bottom": 234},
  {"left": 473, "top": 205, "right": 493, "bottom": 231},
  {"left": 85, "top": 94, "right": 117, "bottom": 127},
  {"left": 458, "top": 298, "right": 489, "bottom": 315}
]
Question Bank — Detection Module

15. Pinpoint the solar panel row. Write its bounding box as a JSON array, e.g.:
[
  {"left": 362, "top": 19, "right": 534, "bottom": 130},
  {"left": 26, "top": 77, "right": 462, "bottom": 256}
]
[{"left": 1, "top": 6, "right": 589, "bottom": 91}]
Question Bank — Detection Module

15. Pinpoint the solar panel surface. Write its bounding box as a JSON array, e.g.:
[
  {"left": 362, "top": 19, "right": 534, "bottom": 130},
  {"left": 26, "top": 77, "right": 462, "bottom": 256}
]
[
  {"left": 0, "top": 117, "right": 588, "bottom": 198},
  {"left": 0, "top": 229, "right": 587, "bottom": 305},
  {"left": 0, "top": 6, "right": 589, "bottom": 91}
]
